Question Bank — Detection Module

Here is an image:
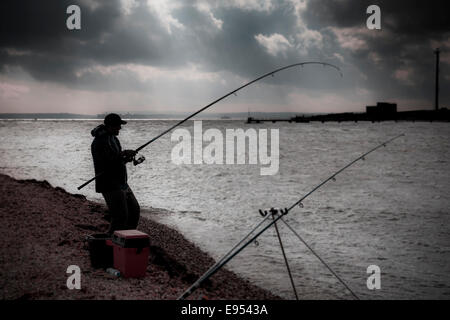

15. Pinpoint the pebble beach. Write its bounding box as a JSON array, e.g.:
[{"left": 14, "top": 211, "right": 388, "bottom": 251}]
[{"left": 0, "top": 173, "right": 280, "bottom": 300}]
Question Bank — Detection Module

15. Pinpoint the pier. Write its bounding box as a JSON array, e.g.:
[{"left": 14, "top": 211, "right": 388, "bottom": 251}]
[
  {"left": 246, "top": 104, "right": 450, "bottom": 124},
  {"left": 247, "top": 115, "right": 310, "bottom": 124}
]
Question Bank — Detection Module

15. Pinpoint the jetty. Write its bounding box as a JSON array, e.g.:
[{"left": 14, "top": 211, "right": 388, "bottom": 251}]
[
  {"left": 247, "top": 115, "right": 310, "bottom": 124},
  {"left": 247, "top": 103, "right": 450, "bottom": 124}
]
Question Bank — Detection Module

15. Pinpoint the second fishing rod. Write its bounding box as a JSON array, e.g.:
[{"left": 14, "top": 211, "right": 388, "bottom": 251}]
[{"left": 177, "top": 133, "right": 405, "bottom": 300}]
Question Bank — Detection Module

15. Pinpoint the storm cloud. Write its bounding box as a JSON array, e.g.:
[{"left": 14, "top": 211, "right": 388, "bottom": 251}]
[{"left": 0, "top": 0, "right": 449, "bottom": 114}]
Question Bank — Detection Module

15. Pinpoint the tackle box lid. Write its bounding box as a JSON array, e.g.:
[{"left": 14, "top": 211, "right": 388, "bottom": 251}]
[
  {"left": 113, "top": 230, "right": 149, "bottom": 239},
  {"left": 112, "top": 230, "right": 150, "bottom": 248}
]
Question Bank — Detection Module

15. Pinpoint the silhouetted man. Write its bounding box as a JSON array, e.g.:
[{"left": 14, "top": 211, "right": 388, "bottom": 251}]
[{"left": 91, "top": 113, "right": 140, "bottom": 234}]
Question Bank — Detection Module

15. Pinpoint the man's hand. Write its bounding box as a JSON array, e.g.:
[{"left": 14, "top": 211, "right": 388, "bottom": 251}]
[{"left": 121, "top": 150, "right": 137, "bottom": 163}]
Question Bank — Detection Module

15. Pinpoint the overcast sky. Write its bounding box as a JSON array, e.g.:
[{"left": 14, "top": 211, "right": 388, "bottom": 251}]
[{"left": 1, "top": 0, "right": 449, "bottom": 114}]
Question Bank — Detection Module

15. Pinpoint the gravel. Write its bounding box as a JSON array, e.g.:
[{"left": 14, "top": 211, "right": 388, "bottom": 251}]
[{"left": 0, "top": 174, "right": 281, "bottom": 300}]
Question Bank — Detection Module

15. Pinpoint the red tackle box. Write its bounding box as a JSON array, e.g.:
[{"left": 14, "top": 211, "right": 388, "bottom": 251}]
[{"left": 112, "top": 230, "right": 150, "bottom": 278}]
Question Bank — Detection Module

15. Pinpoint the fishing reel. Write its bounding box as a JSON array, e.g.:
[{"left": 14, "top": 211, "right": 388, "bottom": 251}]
[{"left": 133, "top": 154, "right": 145, "bottom": 166}]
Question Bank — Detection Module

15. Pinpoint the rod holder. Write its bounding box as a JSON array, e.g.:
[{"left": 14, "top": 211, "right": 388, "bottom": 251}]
[{"left": 259, "top": 207, "right": 288, "bottom": 218}]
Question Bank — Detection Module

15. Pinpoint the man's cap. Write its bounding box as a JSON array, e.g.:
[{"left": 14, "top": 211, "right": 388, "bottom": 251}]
[{"left": 104, "top": 113, "right": 127, "bottom": 126}]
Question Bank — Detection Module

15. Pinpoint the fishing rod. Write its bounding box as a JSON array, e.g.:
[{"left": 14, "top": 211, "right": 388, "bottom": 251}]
[
  {"left": 77, "top": 62, "right": 341, "bottom": 190},
  {"left": 178, "top": 133, "right": 405, "bottom": 300}
]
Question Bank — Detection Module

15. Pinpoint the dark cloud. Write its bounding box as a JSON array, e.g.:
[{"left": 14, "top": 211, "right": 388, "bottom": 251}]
[
  {"left": 1, "top": 0, "right": 326, "bottom": 92},
  {"left": 0, "top": 0, "right": 178, "bottom": 87},
  {"left": 302, "top": 0, "right": 450, "bottom": 104},
  {"left": 172, "top": 2, "right": 344, "bottom": 91},
  {"left": 304, "top": 0, "right": 449, "bottom": 35},
  {"left": 1, "top": 0, "right": 119, "bottom": 55},
  {"left": 0, "top": 0, "right": 449, "bottom": 110},
  {"left": 173, "top": 3, "right": 298, "bottom": 72}
]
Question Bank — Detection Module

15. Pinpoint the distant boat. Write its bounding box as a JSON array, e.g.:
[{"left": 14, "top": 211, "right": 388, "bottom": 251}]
[{"left": 220, "top": 116, "right": 231, "bottom": 119}]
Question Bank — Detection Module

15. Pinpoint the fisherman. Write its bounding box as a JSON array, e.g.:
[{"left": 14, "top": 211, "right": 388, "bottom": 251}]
[{"left": 91, "top": 113, "right": 140, "bottom": 234}]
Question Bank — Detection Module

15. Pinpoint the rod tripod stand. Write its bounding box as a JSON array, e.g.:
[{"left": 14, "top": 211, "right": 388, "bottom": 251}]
[{"left": 259, "top": 207, "right": 299, "bottom": 300}]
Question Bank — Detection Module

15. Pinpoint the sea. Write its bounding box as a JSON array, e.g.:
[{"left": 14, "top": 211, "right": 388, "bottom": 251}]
[{"left": 0, "top": 119, "right": 449, "bottom": 299}]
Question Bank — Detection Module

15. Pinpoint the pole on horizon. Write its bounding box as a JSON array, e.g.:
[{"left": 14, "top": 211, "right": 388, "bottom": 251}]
[{"left": 434, "top": 48, "right": 440, "bottom": 111}]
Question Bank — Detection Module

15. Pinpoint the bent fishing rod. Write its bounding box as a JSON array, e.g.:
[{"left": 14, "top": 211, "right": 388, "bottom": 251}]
[
  {"left": 178, "top": 133, "right": 405, "bottom": 300},
  {"left": 77, "top": 62, "right": 341, "bottom": 190}
]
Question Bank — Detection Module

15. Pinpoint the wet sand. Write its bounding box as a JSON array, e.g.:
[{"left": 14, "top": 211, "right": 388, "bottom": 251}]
[{"left": 0, "top": 173, "right": 280, "bottom": 300}]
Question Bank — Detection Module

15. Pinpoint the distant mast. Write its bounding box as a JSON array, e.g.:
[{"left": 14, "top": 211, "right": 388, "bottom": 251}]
[{"left": 434, "top": 48, "right": 440, "bottom": 111}]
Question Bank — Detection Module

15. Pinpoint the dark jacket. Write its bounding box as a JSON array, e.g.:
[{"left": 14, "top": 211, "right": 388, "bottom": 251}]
[{"left": 91, "top": 125, "right": 127, "bottom": 193}]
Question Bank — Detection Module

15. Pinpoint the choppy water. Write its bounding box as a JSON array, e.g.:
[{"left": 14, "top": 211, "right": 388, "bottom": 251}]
[{"left": 0, "top": 119, "right": 449, "bottom": 299}]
